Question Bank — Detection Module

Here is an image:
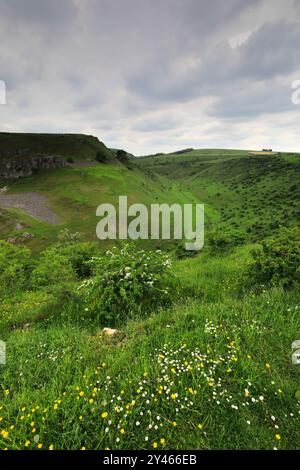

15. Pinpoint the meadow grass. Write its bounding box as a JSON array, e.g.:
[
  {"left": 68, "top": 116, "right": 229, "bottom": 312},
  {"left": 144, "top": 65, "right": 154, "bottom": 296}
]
[{"left": 0, "top": 246, "right": 300, "bottom": 450}]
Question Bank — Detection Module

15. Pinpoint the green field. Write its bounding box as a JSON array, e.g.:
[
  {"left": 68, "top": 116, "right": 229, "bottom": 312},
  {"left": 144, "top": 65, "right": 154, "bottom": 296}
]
[{"left": 0, "top": 141, "right": 299, "bottom": 450}]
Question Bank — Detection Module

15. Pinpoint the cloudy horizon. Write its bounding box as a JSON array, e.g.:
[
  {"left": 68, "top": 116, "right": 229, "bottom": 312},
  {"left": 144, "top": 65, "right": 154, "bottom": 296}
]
[{"left": 1, "top": 0, "right": 300, "bottom": 155}]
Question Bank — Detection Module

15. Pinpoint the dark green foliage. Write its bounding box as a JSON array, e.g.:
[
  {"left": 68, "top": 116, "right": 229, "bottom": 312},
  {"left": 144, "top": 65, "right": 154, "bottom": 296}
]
[
  {"left": 175, "top": 242, "right": 199, "bottom": 259},
  {"left": 209, "top": 228, "right": 246, "bottom": 253},
  {"left": 248, "top": 227, "right": 300, "bottom": 288},
  {"left": 0, "top": 241, "right": 32, "bottom": 291},
  {"left": 30, "top": 247, "right": 76, "bottom": 288},
  {"left": 0, "top": 132, "right": 115, "bottom": 163},
  {"left": 95, "top": 151, "right": 107, "bottom": 163},
  {"left": 56, "top": 242, "right": 98, "bottom": 278}
]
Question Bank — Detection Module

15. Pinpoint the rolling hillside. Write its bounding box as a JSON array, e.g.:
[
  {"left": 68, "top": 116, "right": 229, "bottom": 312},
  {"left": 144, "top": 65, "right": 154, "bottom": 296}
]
[
  {"left": 0, "top": 133, "right": 115, "bottom": 163},
  {"left": 0, "top": 140, "right": 299, "bottom": 250},
  {"left": 0, "top": 136, "right": 197, "bottom": 250},
  {"left": 136, "top": 148, "right": 300, "bottom": 241}
]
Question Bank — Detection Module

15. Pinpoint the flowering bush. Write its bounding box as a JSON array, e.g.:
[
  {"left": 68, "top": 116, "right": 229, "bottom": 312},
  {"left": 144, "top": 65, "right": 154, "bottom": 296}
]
[{"left": 78, "top": 244, "right": 173, "bottom": 324}]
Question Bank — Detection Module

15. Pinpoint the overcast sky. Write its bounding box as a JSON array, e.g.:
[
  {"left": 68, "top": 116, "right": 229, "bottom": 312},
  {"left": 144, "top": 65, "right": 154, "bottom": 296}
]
[{"left": 1, "top": 0, "right": 300, "bottom": 155}]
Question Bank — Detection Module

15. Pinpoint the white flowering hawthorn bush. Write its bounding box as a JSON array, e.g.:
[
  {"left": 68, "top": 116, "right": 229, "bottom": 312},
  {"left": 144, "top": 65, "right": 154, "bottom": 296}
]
[{"left": 78, "top": 244, "right": 173, "bottom": 324}]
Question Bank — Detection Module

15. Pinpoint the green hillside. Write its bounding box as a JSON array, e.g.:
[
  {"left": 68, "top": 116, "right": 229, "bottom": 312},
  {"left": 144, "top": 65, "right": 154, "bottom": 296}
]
[
  {"left": 137, "top": 149, "right": 300, "bottom": 241},
  {"left": 0, "top": 161, "right": 197, "bottom": 251},
  {"left": 0, "top": 132, "right": 114, "bottom": 163}
]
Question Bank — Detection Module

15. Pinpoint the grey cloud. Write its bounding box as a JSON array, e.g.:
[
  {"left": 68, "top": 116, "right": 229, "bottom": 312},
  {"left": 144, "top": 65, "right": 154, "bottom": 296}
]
[
  {"left": 208, "top": 79, "right": 296, "bottom": 120},
  {"left": 238, "top": 20, "right": 300, "bottom": 79},
  {"left": 0, "top": 0, "right": 299, "bottom": 154},
  {"left": 132, "top": 115, "right": 179, "bottom": 133},
  {"left": 0, "top": 0, "right": 76, "bottom": 26}
]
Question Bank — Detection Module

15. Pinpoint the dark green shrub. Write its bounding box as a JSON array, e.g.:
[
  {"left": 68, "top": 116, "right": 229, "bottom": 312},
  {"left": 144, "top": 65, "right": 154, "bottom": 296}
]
[
  {"left": 209, "top": 228, "right": 246, "bottom": 253},
  {"left": 0, "top": 241, "right": 32, "bottom": 291},
  {"left": 248, "top": 227, "right": 300, "bottom": 288},
  {"left": 175, "top": 242, "right": 199, "bottom": 259},
  {"left": 31, "top": 248, "right": 76, "bottom": 288},
  {"left": 57, "top": 242, "right": 98, "bottom": 278},
  {"left": 55, "top": 230, "right": 99, "bottom": 278}
]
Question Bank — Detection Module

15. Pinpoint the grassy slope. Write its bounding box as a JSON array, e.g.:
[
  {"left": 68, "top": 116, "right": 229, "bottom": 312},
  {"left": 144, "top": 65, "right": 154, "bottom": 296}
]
[
  {"left": 0, "top": 147, "right": 299, "bottom": 450},
  {"left": 0, "top": 132, "right": 114, "bottom": 162},
  {"left": 137, "top": 149, "right": 300, "bottom": 239},
  {"left": 0, "top": 163, "right": 200, "bottom": 251},
  {"left": 1, "top": 248, "right": 300, "bottom": 449}
]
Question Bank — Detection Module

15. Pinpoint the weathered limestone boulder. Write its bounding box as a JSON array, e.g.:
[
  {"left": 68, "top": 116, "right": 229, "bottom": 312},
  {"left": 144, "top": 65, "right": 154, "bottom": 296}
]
[{"left": 102, "top": 327, "right": 119, "bottom": 338}]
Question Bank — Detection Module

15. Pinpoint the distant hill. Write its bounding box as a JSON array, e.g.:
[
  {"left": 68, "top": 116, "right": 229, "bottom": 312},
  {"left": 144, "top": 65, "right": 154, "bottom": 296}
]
[{"left": 136, "top": 148, "right": 300, "bottom": 240}]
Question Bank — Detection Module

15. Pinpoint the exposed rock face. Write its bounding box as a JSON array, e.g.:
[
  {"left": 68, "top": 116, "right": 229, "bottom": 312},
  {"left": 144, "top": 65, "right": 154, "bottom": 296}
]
[{"left": 0, "top": 154, "right": 66, "bottom": 179}]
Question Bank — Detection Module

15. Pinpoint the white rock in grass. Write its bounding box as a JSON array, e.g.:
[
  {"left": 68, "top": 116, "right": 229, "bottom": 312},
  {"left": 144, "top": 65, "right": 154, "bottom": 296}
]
[{"left": 102, "top": 328, "right": 119, "bottom": 338}]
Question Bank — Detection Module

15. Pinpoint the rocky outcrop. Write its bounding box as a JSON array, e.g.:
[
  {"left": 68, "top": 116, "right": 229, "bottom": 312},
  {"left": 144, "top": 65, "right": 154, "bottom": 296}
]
[
  {"left": 0, "top": 154, "right": 66, "bottom": 179},
  {"left": 6, "top": 232, "right": 35, "bottom": 244}
]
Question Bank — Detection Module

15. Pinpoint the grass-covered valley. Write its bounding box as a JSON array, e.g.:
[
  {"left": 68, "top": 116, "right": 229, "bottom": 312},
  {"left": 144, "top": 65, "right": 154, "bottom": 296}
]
[{"left": 0, "top": 138, "right": 299, "bottom": 450}]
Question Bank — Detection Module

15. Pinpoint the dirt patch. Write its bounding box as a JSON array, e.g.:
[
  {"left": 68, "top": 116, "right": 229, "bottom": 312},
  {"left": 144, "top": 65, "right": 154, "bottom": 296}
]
[{"left": 0, "top": 192, "right": 61, "bottom": 224}]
